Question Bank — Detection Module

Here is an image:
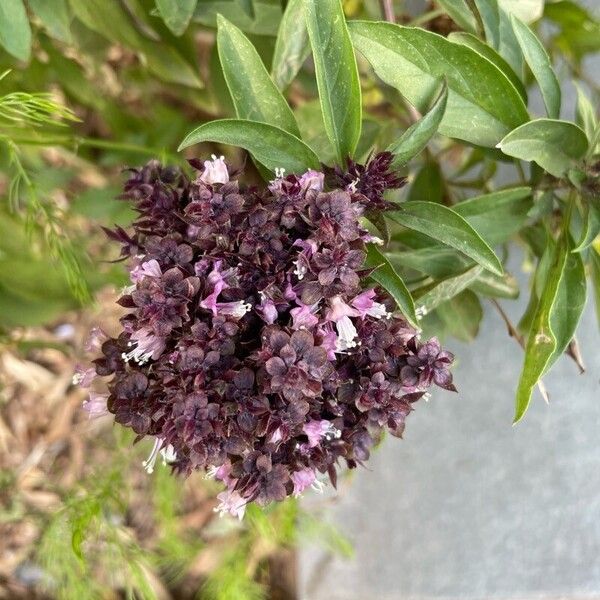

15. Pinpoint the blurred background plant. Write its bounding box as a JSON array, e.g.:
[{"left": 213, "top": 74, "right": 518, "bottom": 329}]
[{"left": 0, "top": 0, "right": 598, "bottom": 598}]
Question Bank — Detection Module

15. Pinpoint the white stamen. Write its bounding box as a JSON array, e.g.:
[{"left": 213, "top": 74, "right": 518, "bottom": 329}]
[
  {"left": 311, "top": 479, "right": 326, "bottom": 494},
  {"left": 143, "top": 438, "right": 164, "bottom": 474},
  {"left": 415, "top": 306, "right": 428, "bottom": 321},
  {"left": 293, "top": 259, "right": 307, "bottom": 280}
]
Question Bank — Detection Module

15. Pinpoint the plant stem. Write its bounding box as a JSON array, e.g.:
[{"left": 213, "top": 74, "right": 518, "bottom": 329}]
[{"left": 379, "top": 0, "right": 395, "bottom": 23}]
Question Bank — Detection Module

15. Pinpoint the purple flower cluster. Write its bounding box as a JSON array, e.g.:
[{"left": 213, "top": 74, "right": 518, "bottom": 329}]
[{"left": 81, "top": 153, "right": 455, "bottom": 519}]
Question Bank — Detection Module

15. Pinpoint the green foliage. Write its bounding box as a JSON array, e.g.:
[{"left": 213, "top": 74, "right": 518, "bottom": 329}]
[
  {"left": 348, "top": 20, "right": 529, "bottom": 147},
  {"left": 217, "top": 15, "right": 300, "bottom": 136},
  {"left": 365, "top": 244, "right": 418, "bottom": 327},
  {"left": 498, "top": 119, "right": 589, "bottom": 177},
  {"left": 304, "top": 0, "right": 362, "bottom": 163},
  {"left": 387, "top": 81, "right": 448, "bottom": 168},
  {"left": 0, "top": 7, "right": 599, "bottom": 594},
  {"left": 387, "top": 202, "right": 504, "bottom": 276},
  {"left": 511, "top": 15, "right": 561, "bottom": 119},
  {"left": 271, "top": 0, "right": 310, "bottom": 90},
  {"left": 179, "top": 119, "right": 320, "bottom": 173}
]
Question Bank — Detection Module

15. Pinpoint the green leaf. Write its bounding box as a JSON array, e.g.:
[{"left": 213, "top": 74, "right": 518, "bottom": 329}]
[
  {"left": 348, "top": 21, "right": 529, "bottom": 148},
  {"left": 271, "top": 0, "right": 310, "bottom": 90},
  {"left": 437, "top": 290, "right": 483, "bottom": 342},
  {"left": 387, "top": 202, "right": 504, "bottom": 275},
  {"left": 473, "top": 0, "right": 500, "bottom": 48},
  {"left": 193, "top": 0, "right": 282, "bottom": 35},
  {"left": 511, "top": 15, "right": 561, "bottom": 119},
  {"left": 573, "top": 202, "right": 600, "bottom": 252},
  {"left": 514, "top": 233, "right": 586, "bottom": 423},
  {"left": 413, "top": 265, "right": 483, "bottom": 312},
  {"left": 217, "top": 15, "right": 300, "bottom": 137},
  {"left": 304, "top": 0, "right": 361, "bottom": 163},
  {"left": 499, "top": 0, "right": 544, "bottom": 23},
  {"left": 387, "top": 81, "right": 448, "bottom": 167},
  {"left": 498, "top": 119, "right": 589, "bottom": 178},
  {"left": 448, "top": 32, "right": 527, "bottom": 102},
  {"left": 543, "top": 241, "right": 586, "bottom": 373},
  {"left": 156, "top": 0, "right": 197, "bottom": 36},
  {"left": 407, "top": 162, "right": 444, "bottom": 204},
  {"left": 470, "top": 270, "right": 519, "bottom": 299},
  {"left": 436, "top": 0, "right": 477, "bottom": 34},
  {"left": 0, "top": 0, "right": 31, "bottom": 61},
  {"left": 497, "top": 6, "right": 524, "bottom": 76},
  {"left": 452, "top": 186, "right": 533, "bottom": 245},
  {"left": 178, "top": 119, "right": 319, "bottom": 173},
  {"left": 28, "top": 0, "right": 72, "bottom": 44},
  {"left": 389, "top": 247, "right": 466, "bottom": 277},
  {"left": 365, "top": 245, "right": 418, "bottom": 327},
  {"left": 575, "top": 83, "right": 599, "bottom": 154}
]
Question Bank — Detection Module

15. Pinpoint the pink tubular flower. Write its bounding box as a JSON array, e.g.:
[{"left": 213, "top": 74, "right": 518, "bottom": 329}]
[
  {"left": 303, "top": 419, "right": 341, "bottom": 447},
  {"left": 214, "top": 490, "right": 247, "bottom": 520},
  {"left": 351, "top": 289, "right": 390, "bottom": 320},
  {"left": 83, "top": 391, "right": 109, "bottom": 419},
  {"left": 199, "top": 154, "right": 229, "bottom": 185},
  {"left": 290, "top": 301, "right": 319, "bottom": 330},
  {"left": 326, "top": 296, "right": 360, "bottom": 351},
  {"left": 84, "top": 326, "right": 107, "bottom": 353},
  {"left": 317, "top": 323, "right": 338, "bottom": 361},
  {"left": 130, "top": 258, "right": 162, "bottom": 283},
  {"left": 73, "top": 364, "right": 96, "bottom": 388},
  {"left": 299, "top": 170, "right": 324, "bottom": 192},
  {"left": 123, "top": 327, "right": 165, "bottom": 364},
  {"left": 291, "top": 468, "right": 317, "bottom": 497},
  {"left": 258, "top": 294, "right": 278, "bottom": 324}
]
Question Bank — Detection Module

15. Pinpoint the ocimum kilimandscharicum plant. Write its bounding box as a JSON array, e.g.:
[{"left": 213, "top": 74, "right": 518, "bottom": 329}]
[
  {"left": 79, "top": 154, "right": 454, "bottom": 518},
  {"left": 76, "top": 0, "right": 599, "bottom": 517}
]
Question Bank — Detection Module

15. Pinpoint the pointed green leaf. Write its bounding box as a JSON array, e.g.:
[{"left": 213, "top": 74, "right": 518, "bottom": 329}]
[
  {"left": 470, "top": 270, "right": 520, "bottom": 299},
  {"left": 387, "top": 81, "right": 448, "bottom": 167},
  {"left": 348, "top": 21, "right": 529, "bottom": 148},
  {"left": 511, "top": 15, "right": 561, "bottom": 119},
  {"left": 414, "top": 265, "right": 484, "bottom": 313},
  {"left": 437, "top": 290, "right": 483, "bottom": 342},
  {"left": 499, "top": 0, "right": 543, "bottom": 23},
  {"left": 0, "top": 0, "right": 31, "bottom": 61},
  {"left": 365, "top": 245, "right": 418, "bottom": 327},
  {"left": 448, "top": 32, "right": 527, "bottom": 102},
  {"left": 271, "top": 0, "right": 310, "bottom": 90},
  {"left": 387, "top": 202, "right": 504, "bottom": 275},
  {"left": 573, "top": 202, "right": 600, "bottom": 252},
  {"left": 217, "top": 15, "right": 300, "bottom": 137},
  {"left": 453, "top": 186, "right": 532, "bottom": 245},
  {"left": 498, "top": 119, "right": 588, "bottom": 177},
  {"left": 156, "top": 0, "right": 197, "bottom": 36},
  {"left": 28, "top": 0, "right": 72, "bottom": 44},
  {"left": 304, "top": 0, "right": 361, "bottom": 163},
  {"left": 178, "top": 119, "right": 319, "bottom": 174},
  {"left": 472, "top": 0, "right": 500, "bottom": 48},
  {"left": 514, "top": 233, "right": 586, "bottom": 423}
]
